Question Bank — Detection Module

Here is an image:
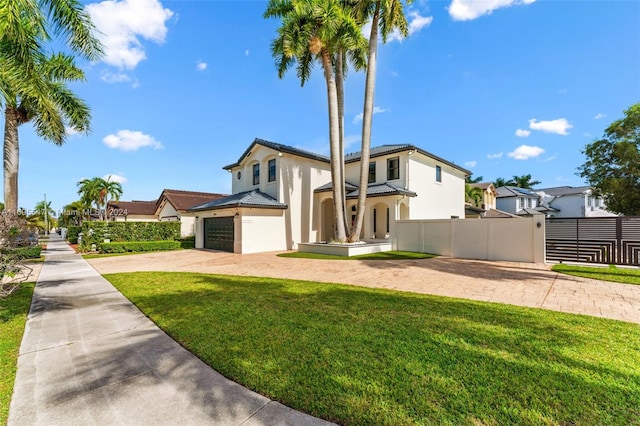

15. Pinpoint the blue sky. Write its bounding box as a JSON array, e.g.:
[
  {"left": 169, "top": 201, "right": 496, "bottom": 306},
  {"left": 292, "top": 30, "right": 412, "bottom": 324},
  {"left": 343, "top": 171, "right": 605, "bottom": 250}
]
[{"left": 14, "top": 0, "right": 640, "bottom": 214}]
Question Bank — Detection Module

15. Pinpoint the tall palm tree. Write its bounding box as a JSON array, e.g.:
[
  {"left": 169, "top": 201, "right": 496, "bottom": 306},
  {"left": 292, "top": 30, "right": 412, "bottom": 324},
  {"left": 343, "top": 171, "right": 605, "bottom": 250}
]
[
  {"left": 77, "top": 177, "right": 122, "bottom": 221},
  {"left": 510, "top": 174, "right": 541, "bottom": 189},
  {"left": 0, "top": 0, "right": 102, "bottom": 212},
  {"left": 265, "top": 0, "right": 367, "bottom": 241},
  {"left": 349, "top": 0, "right": 410, "bottom": 242}
]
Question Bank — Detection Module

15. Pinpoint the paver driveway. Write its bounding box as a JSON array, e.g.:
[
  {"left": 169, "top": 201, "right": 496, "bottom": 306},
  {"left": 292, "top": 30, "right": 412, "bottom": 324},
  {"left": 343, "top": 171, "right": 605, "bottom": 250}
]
[{"left": 87, "top": 250, "right": 640, "bottom": 324}]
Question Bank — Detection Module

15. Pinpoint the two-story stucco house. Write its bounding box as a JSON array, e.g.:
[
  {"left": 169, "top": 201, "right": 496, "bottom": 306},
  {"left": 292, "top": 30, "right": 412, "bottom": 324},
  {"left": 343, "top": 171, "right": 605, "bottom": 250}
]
[
  {"left": 535, "top": 186, "right": 618, "bottom": 218},
  {"left": 187, "top": 138, "right": 469, "bottom": 254}
]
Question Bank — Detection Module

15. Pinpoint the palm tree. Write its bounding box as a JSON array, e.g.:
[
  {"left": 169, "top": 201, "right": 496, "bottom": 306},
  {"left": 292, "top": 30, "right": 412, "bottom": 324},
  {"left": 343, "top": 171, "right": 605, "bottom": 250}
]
[
  {"left": 465, "top": 183, "right": 483, "bottom": 207},
  {"left": 265, "top": 0, "right": 367, "bottom": 241},
  {"left": 466, "top": 175, "right": 483, "bottom": 184},
  {"left": 510, "top": 174, "right": 541, "bottom": 189},
  {"left": 77, "top": 177, "right": 123, "bottom": 220},
  {"left": 349, "top": 0, "right": 409, "bottom": 242},
  {"left": 59, "top": 200, "right": 88, "bottom": 226},
  {"left": 0, "top": 0, "right": 102, "bottom": 212},
  {"left": 494, "top": 177, "right": 511, "bottom": 188}
]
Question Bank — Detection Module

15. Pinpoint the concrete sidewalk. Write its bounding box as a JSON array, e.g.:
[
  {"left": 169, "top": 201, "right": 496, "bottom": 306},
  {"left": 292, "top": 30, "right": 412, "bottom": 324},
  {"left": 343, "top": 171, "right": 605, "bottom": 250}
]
[{"left": 9, "top": 234, "right": 333, "bottom": 425}]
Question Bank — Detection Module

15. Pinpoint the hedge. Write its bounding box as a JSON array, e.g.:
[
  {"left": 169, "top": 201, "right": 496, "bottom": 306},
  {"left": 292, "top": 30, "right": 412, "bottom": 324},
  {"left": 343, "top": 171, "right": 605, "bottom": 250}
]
[
  {"left": 67, "top": 226, "right": 82, "bottom": 244},
  {"left": 80, "top": 222, "right": 180, "bottom": 249},
  {"left": 99, "top": 240, "right": 181, "bottom": 253},
  {"left": 178, "top": 236, "right": 195, "bottom": 249},
  {"left": 1, "top": 246, "right": 42, "bottom": 259}
]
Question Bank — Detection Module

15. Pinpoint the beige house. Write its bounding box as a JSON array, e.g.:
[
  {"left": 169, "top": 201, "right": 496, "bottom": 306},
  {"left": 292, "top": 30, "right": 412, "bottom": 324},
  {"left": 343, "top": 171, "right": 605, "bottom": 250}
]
[{"left": 189, "top": 138, "right": 469, "bottom": 253}]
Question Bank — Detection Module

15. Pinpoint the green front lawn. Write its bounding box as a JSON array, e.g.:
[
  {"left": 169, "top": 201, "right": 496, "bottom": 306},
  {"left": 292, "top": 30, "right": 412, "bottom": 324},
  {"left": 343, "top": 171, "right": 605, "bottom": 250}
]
[
  {"left": 0, "top": 284, "right": 34, "bottom": 424},
  {"left": 552, "top": 263, "right": 640, "bottom": 285},
  {"left": 277, "top": 250, "right": 435, "bottom": 260},
  {"left": 105, "top": 272, "right": 640, "bottom": 425}
]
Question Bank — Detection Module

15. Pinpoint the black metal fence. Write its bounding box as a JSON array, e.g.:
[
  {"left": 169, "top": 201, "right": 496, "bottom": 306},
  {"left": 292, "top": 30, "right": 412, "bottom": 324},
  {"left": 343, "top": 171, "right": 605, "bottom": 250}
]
[{"left": 545, "top": 217, "right": 640, "bottom": 266}]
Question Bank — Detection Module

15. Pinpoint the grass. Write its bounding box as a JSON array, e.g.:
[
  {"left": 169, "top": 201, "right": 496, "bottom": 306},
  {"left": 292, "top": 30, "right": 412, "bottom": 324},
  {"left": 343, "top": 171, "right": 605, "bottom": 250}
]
[
  {"left": 553, "top": 263, "right": 640, "bottom": 285},
  {"left": 0, "top": 284, "right": 34, "bottom": 424},
  {"left": 82, "top": 248, "right": 185, "bottom": 259},
  {"left": 277, "top": 250, "right": 436, "bottom": 260},
  {"left": 105, "top": 272, "right": 640, "bottom": 425}
]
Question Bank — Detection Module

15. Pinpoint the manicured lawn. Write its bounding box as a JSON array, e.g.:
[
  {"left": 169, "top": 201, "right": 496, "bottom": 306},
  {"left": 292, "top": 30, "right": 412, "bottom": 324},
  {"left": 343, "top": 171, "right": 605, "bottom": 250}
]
[
  {"left": 82, "top": 249, "right": 184, "bottom": 259},
  {"left": 277, "top": 250, "right": 436, "bottom": 260},
  {"left": 0, "top": 284, "right": 34, "bottom": 424},
  {"left": 552, "top": 263, "right": 640, "bottom": 285},
  {"left": 105, "top": 272, "right": 640, "bottom": 425}
]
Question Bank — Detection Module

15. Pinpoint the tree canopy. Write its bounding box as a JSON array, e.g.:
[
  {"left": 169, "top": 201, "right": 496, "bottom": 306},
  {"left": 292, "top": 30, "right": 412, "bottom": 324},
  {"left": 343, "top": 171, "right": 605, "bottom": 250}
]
[
  {"left": 579, "top": 103, "right": 640, "bottom": 216},
  {"left": 494, "top": 174, "right": 541, "bottom": 189}
]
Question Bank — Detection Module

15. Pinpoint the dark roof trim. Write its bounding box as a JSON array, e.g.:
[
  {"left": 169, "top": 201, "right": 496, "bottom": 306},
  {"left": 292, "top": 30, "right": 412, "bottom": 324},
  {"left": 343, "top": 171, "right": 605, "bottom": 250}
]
[
  {"left": 188, "top": 189, "right": 288, "bottom": 212},
  {"left": 223, "top": 138, "right": 330, "bottom": 170}
]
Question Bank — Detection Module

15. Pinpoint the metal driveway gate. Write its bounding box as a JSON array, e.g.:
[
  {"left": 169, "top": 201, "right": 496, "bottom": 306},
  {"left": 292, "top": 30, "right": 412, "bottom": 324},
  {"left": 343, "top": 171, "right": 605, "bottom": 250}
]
[{"left": 545, "top": 217, "right": 640, "bottom": 265}]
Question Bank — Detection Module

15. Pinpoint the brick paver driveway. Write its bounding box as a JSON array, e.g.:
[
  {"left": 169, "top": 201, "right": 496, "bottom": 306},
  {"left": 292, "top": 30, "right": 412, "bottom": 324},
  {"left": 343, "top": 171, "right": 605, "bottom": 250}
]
[{"left": 87, "top": 250, "right": 640, "bottom": 324}]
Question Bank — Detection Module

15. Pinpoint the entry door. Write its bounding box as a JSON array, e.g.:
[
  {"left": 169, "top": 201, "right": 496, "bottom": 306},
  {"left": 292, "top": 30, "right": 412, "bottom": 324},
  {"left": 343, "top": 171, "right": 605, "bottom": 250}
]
[{"left": 204, "top": 217, "right": 234, "bottom": 252}]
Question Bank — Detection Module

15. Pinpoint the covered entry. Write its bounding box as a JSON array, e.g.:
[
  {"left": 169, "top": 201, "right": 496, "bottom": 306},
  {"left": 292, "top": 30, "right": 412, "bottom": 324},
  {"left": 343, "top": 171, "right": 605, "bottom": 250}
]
[{"left": 204, "top": 217, "right": 234, "bottom": 252}]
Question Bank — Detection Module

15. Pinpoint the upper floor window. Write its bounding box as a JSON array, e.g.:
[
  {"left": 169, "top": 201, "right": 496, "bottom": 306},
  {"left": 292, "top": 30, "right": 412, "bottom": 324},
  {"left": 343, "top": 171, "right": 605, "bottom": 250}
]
[
  {"left": 368, "top": 162, "right": 376, "bottom": 183},
  {"left": 252, "top": 163, "right": 260, "bottom": 185},
  {"left": 387, "top": 157, "right": 399, "bottom": 180},
  {"left": 436, "top": 165, "right": 442, "bottom": 183},
  {"left": 518, "top": 197, "right": 525, "bottom": 210},
  {"left": 268, "top": 158, "right": 276, "bottom": 182}
]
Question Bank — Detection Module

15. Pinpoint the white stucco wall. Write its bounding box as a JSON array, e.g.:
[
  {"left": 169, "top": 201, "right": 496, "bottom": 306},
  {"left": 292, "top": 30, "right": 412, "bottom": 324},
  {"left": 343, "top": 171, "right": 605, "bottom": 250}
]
[
  {"left": 111, "top": 215, "right": 156, "bottom": 222},
  {"left": 180, "top": 215, "right": 195, "bottom": 237},
  {"left": 406, "top": 156, "right": 466, "bottom": 219},
  {"left": 397, "top": 217, "right": 545, "bottom": 263},
  {"left": 158, "top": 202, "right": 179, "bottom": 221}
]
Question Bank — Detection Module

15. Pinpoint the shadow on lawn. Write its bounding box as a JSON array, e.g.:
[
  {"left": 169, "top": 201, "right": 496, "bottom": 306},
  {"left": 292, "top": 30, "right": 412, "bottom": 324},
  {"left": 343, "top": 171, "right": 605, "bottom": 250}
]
[{"left": 109, "top": 272, "right": 640, "bottom": 425}]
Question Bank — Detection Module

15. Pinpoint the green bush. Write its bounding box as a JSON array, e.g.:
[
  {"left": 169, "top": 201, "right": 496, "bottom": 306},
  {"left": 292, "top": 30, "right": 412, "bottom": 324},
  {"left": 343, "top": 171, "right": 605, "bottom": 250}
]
[
  {"left": 99, "top": 240, "right": 181, "bottom": 254},
  {"left": 80, "top": 222, "right": 180, "bottom": 250},
  {"left": 178, "top": 236, "right": 195, "bottom": 249},
  {"left": 1, "top": 246, "right": 42, "bottom": 259},
  {"left": 67, "top": 226, "right": 82, "bottom": 244}
]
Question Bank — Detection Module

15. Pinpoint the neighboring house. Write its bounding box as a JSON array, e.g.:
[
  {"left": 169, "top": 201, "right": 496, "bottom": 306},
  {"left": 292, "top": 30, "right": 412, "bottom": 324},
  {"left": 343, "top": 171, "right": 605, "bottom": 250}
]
[
  {"left": 470, "top": 182, "right": 498, "bottom": 211},
  {"left": 155, "top": 189, "right": 227, "bottom": 237},
  {"left": 189, "top": 138, "right": 469, "bottom": 254},
  {"left": 496, "top": 186, "right": 544, "bottom": 216},
  {"left": 107, "top": 200, "right": 157, "bottom": 222},
  {"left": 535, "top": 186, "right": 617, "bottom": 218}
]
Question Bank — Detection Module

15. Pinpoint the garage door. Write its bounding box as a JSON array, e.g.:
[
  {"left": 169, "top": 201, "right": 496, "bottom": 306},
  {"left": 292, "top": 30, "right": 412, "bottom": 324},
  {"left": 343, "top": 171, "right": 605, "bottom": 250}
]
[{"left": 204, "top": 217, "right": 234, "bottom": 252}]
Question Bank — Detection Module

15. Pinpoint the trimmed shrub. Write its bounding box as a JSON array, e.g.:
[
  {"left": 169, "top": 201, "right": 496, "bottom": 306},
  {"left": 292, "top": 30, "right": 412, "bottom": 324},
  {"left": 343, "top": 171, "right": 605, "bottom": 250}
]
[
  {"left": 99, "top": 240, "right": 181, "bottom": 254},
  {"left": 80, "top": 222, "right": 180, "bottom": 250},
  {"left": 67, "top": 226, "right": 82, "bottom": 244},
  {"left": 2, "top": 246, "right": 42, "bottom": 259},
  {"left": 178, "top": 236, "right": 195, "bottom": 249}
]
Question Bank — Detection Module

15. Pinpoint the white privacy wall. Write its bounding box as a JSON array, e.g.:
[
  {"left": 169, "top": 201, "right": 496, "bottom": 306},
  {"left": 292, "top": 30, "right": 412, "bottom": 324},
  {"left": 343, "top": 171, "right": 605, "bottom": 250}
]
[{"left": 396, "top": 217, "right": 545, "bottom": 263}]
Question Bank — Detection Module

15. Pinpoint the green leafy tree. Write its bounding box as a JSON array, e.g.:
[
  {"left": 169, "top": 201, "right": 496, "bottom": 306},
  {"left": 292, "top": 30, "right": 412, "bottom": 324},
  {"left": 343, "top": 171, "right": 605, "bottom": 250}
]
[
  {"left": 579, "top": 103, "right": 640, "bottom": 215},
  {"left": 349, "top": 0, "right": 410, "bottom": 242},
  {"left": 510, "top": 174, "right": 541, "bottom": 189},
  {"left": 1, "top": 0, "right": 102, "bottom": 212},
  {"left": 265, "top": 0, "right": 367, "bottom": 241},
  {"left": 465, "top": 184, "right": 483, "bottom": 207}
]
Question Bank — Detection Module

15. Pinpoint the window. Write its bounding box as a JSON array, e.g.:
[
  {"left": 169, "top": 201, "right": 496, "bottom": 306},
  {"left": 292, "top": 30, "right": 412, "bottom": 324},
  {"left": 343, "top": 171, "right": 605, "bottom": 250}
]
[
  {"left": 368, "top": 162, "right": 376, "bottom": 183},
  {"left": 386, "top": 208, "right": 390, "bottom": 233},
  {"left": 435, "top": 165, "right": 442, "bottom": 183},
  {"left": 237, "top": 171, "right": 241, "bottom": 180},
  {"left": 518, "top": 197, "right": 524, "bottom": 210},
  {"left": 373, "top": 209, "right": 377, "bottom": 233},
  {"left": 252, "top": 163, "right": 260, "bottom": 185},
  {"left": 387, "top": 157, "right": 399, "bottom": 180},
  {"left": 268, "top": 158, "right": 276, "bottom": 182}
]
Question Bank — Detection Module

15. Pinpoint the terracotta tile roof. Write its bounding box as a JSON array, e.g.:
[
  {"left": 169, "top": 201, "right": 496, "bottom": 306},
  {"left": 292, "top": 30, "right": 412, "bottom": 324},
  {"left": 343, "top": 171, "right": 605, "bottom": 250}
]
[
  {"left": 158, "top": 189, "right": 228, "bottom": 212},
  {"left": 107, "top": 200, "right": 157, "bottom": 216}
]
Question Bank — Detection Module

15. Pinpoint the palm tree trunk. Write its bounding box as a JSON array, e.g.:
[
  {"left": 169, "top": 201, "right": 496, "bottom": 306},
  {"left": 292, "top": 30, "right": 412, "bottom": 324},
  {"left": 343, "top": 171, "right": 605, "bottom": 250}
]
[
  {"left": 335, "top": 50, "right": 349, "bottom": 232},
  {"left": 350, "top": 2, "right": 380, "bottom": 242},
  {"left": 4, "top": 108, "right": 20, "bottom": 213},
  {"left": 321, "top": 48, "right": 347, "bottom": 242}
]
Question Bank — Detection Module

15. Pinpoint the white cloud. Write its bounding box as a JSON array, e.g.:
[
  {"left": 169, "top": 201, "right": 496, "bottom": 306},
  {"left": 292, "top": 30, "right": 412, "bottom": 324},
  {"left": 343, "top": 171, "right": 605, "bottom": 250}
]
[
  {"left": 388, "top": 11, "right": 433, "bottom": 42},
  {"left": 103, "top": 130, "right": 164, "bottom": 151},
  {"left": 542, "top": 154, "right": 557, "bottom": 163},
  {"left": 353, "top": 106, "right": 388, "bottom": 124},
  {"left": 100, "top": 71, "right": 131, "bottom": 83},
  {"left": 528, "top": 118, "right": 573, "bottom": 135},
  {"left": 196, "top": 60, "right": 207, "bottom": 71},
  {"left": 593, "top": 112, "right": 605, "bottom": 119},
  {"left": 464, "top": 160, "right": 477, "bottom": 168},
  {"left": 87, "top": 0, "right": 174, "bottom": 70},
  {"left": 65, "top": 126, "right": 82, "bottom": 136},
  {"left": 245, "top": 49, "right": 250, "bottom": 56},
  {"left": 487, "top": 152, "right": 503, "bottom": 159},
  {"left": 449, "top": 0, "right": 535, "bottom": 21},
  {"left": 102, "top": 174, "right": 128, "bottom": 184},
  {"left": 508, "top": 144, "right": 544, "bottom": 160},
  {"left": 343, "top": 135, "right": 361, "bottom": 150},
  {"left": 515, "top": 128, "right": 531, "bottom": 137}
]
